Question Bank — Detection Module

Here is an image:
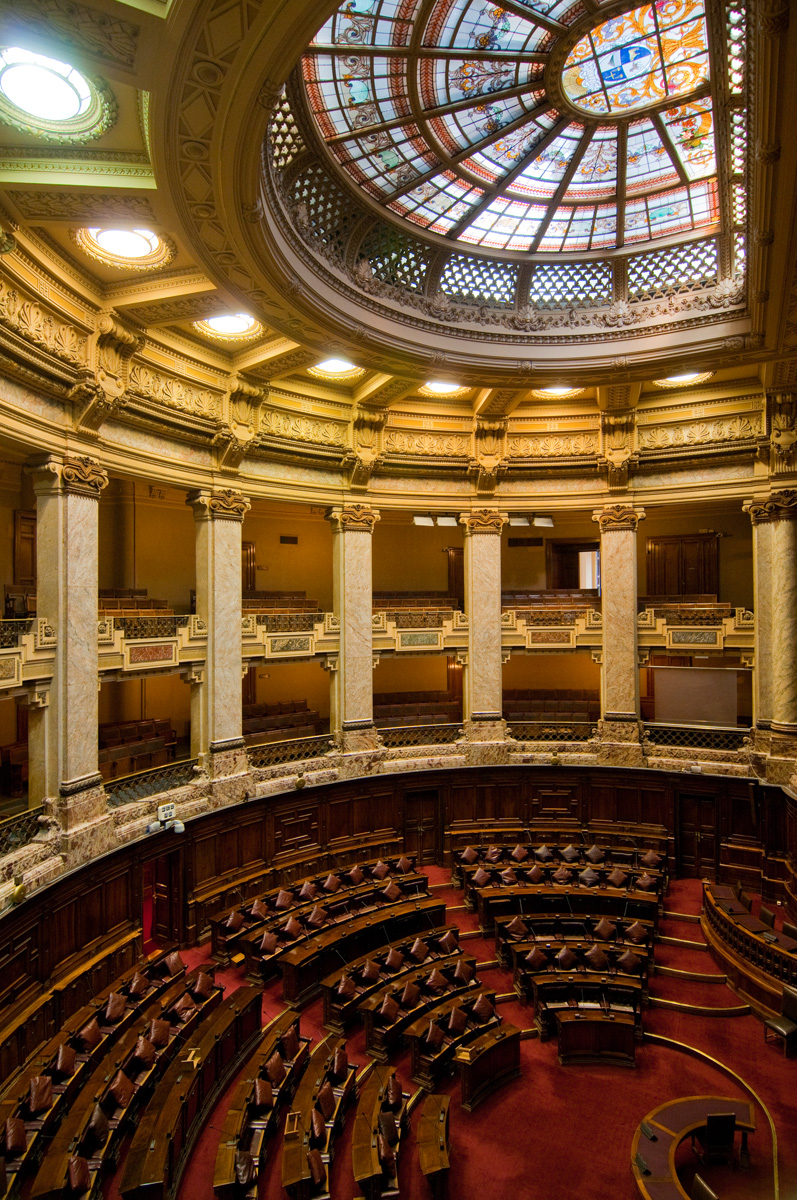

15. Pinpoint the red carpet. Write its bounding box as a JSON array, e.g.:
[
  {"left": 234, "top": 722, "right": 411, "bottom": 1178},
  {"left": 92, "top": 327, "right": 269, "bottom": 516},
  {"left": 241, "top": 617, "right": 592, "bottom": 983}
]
[{"left": 101, "top": 871, "right": 795, "bottom": 1200}]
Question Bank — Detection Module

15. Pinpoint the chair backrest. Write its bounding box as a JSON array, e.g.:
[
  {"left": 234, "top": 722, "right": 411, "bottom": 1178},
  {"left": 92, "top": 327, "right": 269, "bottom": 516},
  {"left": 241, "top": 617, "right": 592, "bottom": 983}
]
[
  {"left": 739, "top": 891, "right": 753, "bottom": 911},
  {"left": 759, "top": 905, "right": 775, "bottom": 929},
  {"left": 691, "top": 1173, "right": 719, "bottom": 1200},
  {"left": 704, "top": 1112, "right": 735, "bottom": 1152},
  {"left": 782, "top": 920, "right": 797, "bottom": 941},
  {"left": 781, "top": 984, "right": 797, "bottom": 1023}
]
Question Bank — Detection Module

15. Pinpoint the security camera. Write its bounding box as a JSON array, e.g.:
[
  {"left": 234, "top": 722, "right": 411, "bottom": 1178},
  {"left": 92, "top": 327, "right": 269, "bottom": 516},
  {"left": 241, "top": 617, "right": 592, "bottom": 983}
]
[
  {"left": 146, "top": 816, "right": 185, "bottom": 835},
  {"left": 172, "top": 820, "right": 185, "bottom": 834}
]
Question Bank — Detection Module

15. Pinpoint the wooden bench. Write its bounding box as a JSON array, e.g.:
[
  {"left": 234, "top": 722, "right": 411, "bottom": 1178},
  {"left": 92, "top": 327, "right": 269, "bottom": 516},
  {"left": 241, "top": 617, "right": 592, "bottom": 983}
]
[
  {"left": 351, "top": 1064, "right": 408, "bottom": 1200},
  {"left": 213, "top": 1010, "right": 310, "bottom": 1200},
  {"left": 120, "top": 986, "right": 263, "bottom": 1200}
]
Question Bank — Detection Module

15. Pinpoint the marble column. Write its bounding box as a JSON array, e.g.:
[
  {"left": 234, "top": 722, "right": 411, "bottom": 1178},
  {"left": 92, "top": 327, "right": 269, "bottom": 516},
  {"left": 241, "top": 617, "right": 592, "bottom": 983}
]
[
  {"left": 743, "top": 498, "right": 773, "bottom": 737},
  {"left": 459, "top": 509, "right": 507, "bottom": 741},
  {"left": 326, "top": 503, "right": 380, "bottom": 752},
  {"left": 766, "top": 490, "right": 797, "bottom": 752},
  {"left": 592, "top": 503, "right": 645, "bottom": 762},
  {"left": 28, "top": 454, "right": 110, "bottom": 856},
  {"left": 188, "top": 488, "right": 251, "bottom": 779}
]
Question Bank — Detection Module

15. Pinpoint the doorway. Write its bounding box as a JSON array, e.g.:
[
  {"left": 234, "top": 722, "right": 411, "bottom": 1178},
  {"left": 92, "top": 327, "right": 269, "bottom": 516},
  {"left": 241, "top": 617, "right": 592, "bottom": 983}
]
[
  {"left": 142, "top": 847, "right": 183, "bottom": 950},
  {"left": 677, "top": 793, "right": 717, "bottom": 878},
  {"left": 403, "top": 789, "right": 440, "bottom": 866}
]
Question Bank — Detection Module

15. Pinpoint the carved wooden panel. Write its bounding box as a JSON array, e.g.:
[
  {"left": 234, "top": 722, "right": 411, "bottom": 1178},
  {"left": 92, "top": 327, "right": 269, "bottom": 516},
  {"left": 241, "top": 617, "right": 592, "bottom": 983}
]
[{"left": 273, "top": 801, "right": 320, "bottom": 860}]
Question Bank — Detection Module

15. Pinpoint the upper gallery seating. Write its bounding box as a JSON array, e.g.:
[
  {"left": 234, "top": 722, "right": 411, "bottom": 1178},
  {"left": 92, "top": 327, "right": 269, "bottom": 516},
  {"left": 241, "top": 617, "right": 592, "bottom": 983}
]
[
  {"left": 242, "top": 589, "right": 321, "bottom": 613},
  {"left": 242, "top": 700, "right": 324, "bottom": 746},
  {"left": 98, "top": 719, "right": 177, "bottom": 781},
  {"left": 372, "top": 592, "right": 458, "bottom": 610},
  {"left": 501, "top": 589, "right": 599, "bottom": 608},
  {"left": 98, "top": 589, "right": 172, "bottom": 615},
  {"left": 373, "top": 693, "right": 461, "bottom": 727},
  {"left": 502, "top": 690, "right": 601, "bottom": 723},
  {"left": 636, "top": 593, "right": 730, "bottom": 610},
  {"left": 4, "top": 584, "right": 35, "bottom": 618}
]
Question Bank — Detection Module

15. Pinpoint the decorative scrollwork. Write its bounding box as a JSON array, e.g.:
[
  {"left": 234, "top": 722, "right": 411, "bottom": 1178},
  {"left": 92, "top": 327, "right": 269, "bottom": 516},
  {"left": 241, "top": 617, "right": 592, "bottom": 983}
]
[
  {"left": 592, "top": 504, "right": 645, "bottom": 532},
  {"left": 459, "top": 509, "right": 507, "bottom": 534}
]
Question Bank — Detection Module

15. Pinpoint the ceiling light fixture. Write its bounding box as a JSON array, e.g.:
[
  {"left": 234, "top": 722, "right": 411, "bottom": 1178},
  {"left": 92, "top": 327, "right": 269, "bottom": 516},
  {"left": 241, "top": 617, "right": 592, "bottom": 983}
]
[
  {"left": 73, "top": 227, "right": 174, "bottom": 270},
  {"left": 533, "top": 515, "right": 555, "bottom": 527},
  {"left": 508, "top": 516, "right": 530, "bottom": 527},
  {"left": 412, "top": 514, "right": 435, "bottom": 526},
  {"left": 0, "top": 47, "right": 115, "bottom": 141},
  {"left": 530, "top": 386, "right": 584, "bottom": 399},
  {"left": 436, "top": 515, "right": 458, "bottom": 527},
  {"left": 420, "top": 381, "right": 467, "bottom": 397},
  {"left": 194, "top": 314, "right": 263, "bottom": 341}
]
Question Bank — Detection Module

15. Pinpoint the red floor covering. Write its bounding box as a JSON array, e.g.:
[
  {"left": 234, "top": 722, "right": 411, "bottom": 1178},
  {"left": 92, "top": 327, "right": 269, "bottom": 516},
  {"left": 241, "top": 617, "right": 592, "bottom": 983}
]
[{"left": 103, "top": 871, "right": 795, "bottom": 1200}]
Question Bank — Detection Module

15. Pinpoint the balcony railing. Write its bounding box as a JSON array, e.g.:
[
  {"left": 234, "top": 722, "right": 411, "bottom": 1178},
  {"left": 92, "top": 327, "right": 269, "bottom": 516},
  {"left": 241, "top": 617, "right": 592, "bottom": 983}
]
[
  {"left": 0, "top": 618, "right": 36, "bottom": 648},
  {"left": 643, "top": 724, "right": 750, "bottom": 752},
  {"left": 248, "top": 735, "right": 333, "bottom": 769},
  {"left": 380, "top": 723, "right": 462, "bottom": 748},
  {"left": 0, "top": 806, "right": 45, "bottom": 855},
  {"left": 509, "top": 721, "right": 598, "bottom": 743},
  {"left": 113, "top": 615, "right": 191, "bottom": 639},
  {"left": 105, "top": 758, "right": 198, "bottom": 807}
]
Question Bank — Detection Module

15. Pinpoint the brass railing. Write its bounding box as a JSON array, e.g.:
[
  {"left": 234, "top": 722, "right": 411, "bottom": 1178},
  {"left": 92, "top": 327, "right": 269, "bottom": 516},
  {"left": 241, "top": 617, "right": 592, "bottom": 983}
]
[
  {"left": 105, "top": 758, "right": 198, "bottom": 807},
  {"left": 0, "top": 806, "right": 45, "bottom": 855}
]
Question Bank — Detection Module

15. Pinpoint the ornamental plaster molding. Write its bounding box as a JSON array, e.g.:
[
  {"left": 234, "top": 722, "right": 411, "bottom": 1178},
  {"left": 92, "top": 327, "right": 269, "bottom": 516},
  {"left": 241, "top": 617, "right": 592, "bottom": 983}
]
[
  {"left": 506, "top": 433, "right": 598, "bottom": 458},
  {"left": 259, "top": 406, "right": 346, "bottom": 447},
  {"left": 187, "top": 488, "right": 250, "bottom": 521},
  {"left": 765, "top": 489, "right": 797, "bottom": 521},
  {"left": 0, "top": 278, "right": 87, "bottom": 366},
  {"left": 128, "top": 363, "right": 223, "bottom": 420},
  {"left": 638, "top": 415, "right": 760, "bottom": 450},
  {"left": 61, "top": 455, "right": 109, "bottom": 497},
  {"left": 3, "top": 0, "right": 139, "bottom": 69},
  {"left": 325, "top": 503, "right": 380, "bottom": 533},
  {"left": 592, "top": 504, "right": 646, "bottom": 532},
  {"left": 383, "top": 430, "right": 471, "bottom": 458}
]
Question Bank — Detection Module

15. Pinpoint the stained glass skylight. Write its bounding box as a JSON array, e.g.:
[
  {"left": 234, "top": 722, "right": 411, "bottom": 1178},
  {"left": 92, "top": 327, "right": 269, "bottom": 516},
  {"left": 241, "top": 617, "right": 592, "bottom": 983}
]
[{"left": 299, "top": 0, "right": 736, "bottom": 257}]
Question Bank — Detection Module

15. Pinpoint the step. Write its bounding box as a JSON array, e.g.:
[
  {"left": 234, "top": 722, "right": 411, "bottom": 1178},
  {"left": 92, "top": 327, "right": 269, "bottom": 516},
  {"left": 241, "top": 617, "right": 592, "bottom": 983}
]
[
  {"left": 476, "top": 960, "right": 499, "bottom": 971},
  {"left": 654, "top": 965, "right": 727, "bottom": 984},
  {"left": 649, "top": 996, "right": 750, "bottom": 1017},
  {"left": 656, "top": 934, "right": 708, "bottom": 950},
  {"left": 458, "top": 930, "right": 482, "bottom": 941},
  {"left": 663, "top": 909, "right": 701, "bottom": 924}
]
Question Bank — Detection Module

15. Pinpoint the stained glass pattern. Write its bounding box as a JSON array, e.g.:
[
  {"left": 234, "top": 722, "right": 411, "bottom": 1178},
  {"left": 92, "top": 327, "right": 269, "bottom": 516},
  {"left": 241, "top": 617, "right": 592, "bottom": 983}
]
[{"left": 300, "top": 0, "right": 732, "bottom": 257}]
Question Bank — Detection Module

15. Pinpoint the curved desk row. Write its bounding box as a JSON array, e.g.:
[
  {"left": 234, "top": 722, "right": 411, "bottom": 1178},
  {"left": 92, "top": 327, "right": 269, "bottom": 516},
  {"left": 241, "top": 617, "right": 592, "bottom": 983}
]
[
  {"left": 631, "top": 1096, "right": 755, "bottom": 1200},
  {"left": 702, "top": 883, "right": 797, "bottom": 1014},
  {"left": 474, "top": 883, "right": 659, "bottom": 935}
]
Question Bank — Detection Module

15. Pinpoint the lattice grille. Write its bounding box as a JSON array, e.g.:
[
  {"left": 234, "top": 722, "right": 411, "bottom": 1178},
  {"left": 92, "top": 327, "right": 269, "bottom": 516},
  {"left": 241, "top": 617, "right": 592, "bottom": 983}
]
[
  {"left": 627, "top": 239, "right": 718, "bottom": 301},
  {"left": 249, "top": 735, "right": 332, "bottom": 768},
  {"left": 0, "top": 807, "right": 44, "bottom": 855},
  {"left": 725, "top": 0, "right": 746, "bottom": 96},
  {"left": 380, "top": 724, "right": 461, "bottom": 748},
  {"left": 358, "top": 225, "right": 433, "bottom": 293},
  {"left": 439, "top": 255, "right": 518, "bottom": 307},
  {"left": 733, "top": 231, "right": 746, "bottom": 280},
  {"left": 269, "top": 94, "right": 305, "bottom": 172},
  {"left": 732, "top": 182, "right": 746, "bottom": 227},
  {"left": 105, "top": 760, "right": 198, "bottom": 807},
  {"left": 290, "top": 162, "right": 360, "bottom": 257},
  {"left": 730, "top": 110, "right": 746, "bottom": 176},
  {"left": 528, "top": 261, "right": 612, "bottom": 310},
  {"left": 0, "top": 619, "right": 33, "bottom": 648},
  {"left": 643, "top": 724, "right": 748, "bottom": 751}
]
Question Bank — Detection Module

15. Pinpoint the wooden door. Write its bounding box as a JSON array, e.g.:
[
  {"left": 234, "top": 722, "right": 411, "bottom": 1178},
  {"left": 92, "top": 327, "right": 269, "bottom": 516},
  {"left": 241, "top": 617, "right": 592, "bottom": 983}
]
[
  {"left": 444, "top": 547, "right": 464, "bottom": 608},
  {"left": 646, "top": 534, "right": 719, "bottom": 596},
  {"left": 678, "top": 793, "right": 717, "bottom": 878},
  {"left": 152, "top": 848, "right": 184, "bottom": 945},
  {"left": 403, "top": 789, "right": 440, "bottom": 866},
  {"left": 14, "top": 510, "right": 36, "bottom": 587}
]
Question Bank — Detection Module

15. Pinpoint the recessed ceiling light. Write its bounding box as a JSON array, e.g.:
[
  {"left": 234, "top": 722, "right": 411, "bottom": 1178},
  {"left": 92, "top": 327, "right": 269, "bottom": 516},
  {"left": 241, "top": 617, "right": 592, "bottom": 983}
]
[
  {"left": 307, "top": 358, "right": 365, "bottom": 380},
  {"left": 73, "top": 227, "right": 174, "bottom": 270},
  {"left": 421, "top": 381, "right": 466, "bottom": 397},
  {"left": 530, "top": 386, "right": 584, "bottom": 399},
  {"left": 0, "top": 47, "right": 115, "bottom": 142},
  {"left": 652, "top": 372, "right": 714, "bottom": 388},
  {"left": 194, "top": 314, "right": 263, "bottom": 341}
]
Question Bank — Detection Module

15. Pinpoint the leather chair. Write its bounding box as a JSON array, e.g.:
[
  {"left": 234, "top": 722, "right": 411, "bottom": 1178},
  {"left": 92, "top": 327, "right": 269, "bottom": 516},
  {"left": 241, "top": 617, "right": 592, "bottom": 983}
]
[
  {"left": 739, "top": 891, "right": 753, "bottom": 912},
  {"left": 759, "top": 905, "right": 775, "bottom": 929},
  {"left": 782, "top": 920, "right": 797, "bottom": 940},
  {"left": 691, "top": 1174, "right": 719, "bottom": 1200},
  {"left": 691, "top": 1112, "right": 736, "bottom": 1166},
  {"left": 763, "top": 984, "right": 797, "bottom": 1056}
]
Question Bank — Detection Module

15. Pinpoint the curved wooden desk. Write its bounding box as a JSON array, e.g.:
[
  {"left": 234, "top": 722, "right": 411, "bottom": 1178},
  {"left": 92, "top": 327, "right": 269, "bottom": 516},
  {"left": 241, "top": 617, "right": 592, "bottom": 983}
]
[
  {"left": 474, "top": 883, "right": 659, "bottom": 935},
  {"left": 631, "top": 1096, "right": 755, "bottom": 1200},
  {"left": 702, "top": 882, "right": 797, "bottom": 1015},
  {"left": 417, "top": 1094, "right": 450, "bottom": 1199},
  {"left": 556, "top": 1010, "right": 635, "bottom": 1066}
]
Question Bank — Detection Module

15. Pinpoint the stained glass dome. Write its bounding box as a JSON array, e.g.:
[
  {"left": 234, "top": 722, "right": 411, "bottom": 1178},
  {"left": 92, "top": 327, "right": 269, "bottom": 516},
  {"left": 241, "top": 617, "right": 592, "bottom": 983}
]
[{"left": 299, "top": 0, "right": 729, "bottom": 256}]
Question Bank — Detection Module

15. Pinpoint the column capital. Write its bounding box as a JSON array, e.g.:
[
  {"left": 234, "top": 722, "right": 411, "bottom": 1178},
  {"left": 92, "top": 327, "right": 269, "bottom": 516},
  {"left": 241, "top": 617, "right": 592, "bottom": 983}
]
[
  {"left": 592, "top": 503, "right": 645, "bottom": 532},
  {"left": 766, "top": 488, "right": 797, "bottom": 521},
  {"left": 27, "top": 454, "right": 109, "bottom": 498},
  {"left": 325, "top": 502, "right": 380, "bottom": 532},
  {"left": 458, "top": 508, "right": 507, "bottom": 534},
  {"left": 743, "top": 496, "right": 773, "bottom": 525},
  {"left": 187, "top": 487, "right": 251, "bottom": 522}
]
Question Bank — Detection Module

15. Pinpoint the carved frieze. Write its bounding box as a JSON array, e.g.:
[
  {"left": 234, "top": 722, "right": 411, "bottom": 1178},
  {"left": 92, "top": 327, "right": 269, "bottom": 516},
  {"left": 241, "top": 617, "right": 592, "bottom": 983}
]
[
  {"left": 259, "top": 406, "right": 345, "bottom": 447},
  {"left": 0, "top": 278, "right": 86, "bottom": 365},
  {"left": 61, "top": 455, "right": 109, "bottom": 497},
  {"left": 383, "top": 430, "right": 471, "bottom": 457},
  {"left": 128, "top": 364, "right": 222, "bottom": 419},
  {"left": 506, "top": 433, "right": 598, "bottom": 458},
  {"left": 638, "top": 415, "right": 760, "bottom": 450}
]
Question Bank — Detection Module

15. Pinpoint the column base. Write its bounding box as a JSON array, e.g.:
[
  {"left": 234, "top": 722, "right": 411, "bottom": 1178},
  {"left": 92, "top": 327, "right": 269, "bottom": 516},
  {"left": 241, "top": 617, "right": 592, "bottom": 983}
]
[
  {"left": 764, "top": 729, "right": 797, "bottom": 783},
  {"left": 462, "top": 716, "right": 507, "bottom": 743},
  {"left": 46, "top": 776, "right": 115, "bottom": 867},
  {"left": 336, "top": 724, "right": 382, "bottom": 754},
  {"left": 597, "top": 717, "right": 645, "bottom": 766},
  {"left": 201, "top": 740, "right": 252, "bottom": 805}
]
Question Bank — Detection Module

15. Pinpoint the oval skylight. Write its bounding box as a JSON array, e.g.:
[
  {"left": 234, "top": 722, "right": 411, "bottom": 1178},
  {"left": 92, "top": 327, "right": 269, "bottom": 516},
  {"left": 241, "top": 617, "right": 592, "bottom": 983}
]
[
  {"left": 0, "top": 47, "right": 115, "bottom": 141},
  {"left": 194, "top": 314, "right": 263, "bottom": 340},
  {"left": 423, "top": 381, "right": 463, "bottom": 396},
  {"left": 73, "top": 227, "right": 174, "bottom": 270},
  {"left": 563, "top": 4, "right": 710, "bottom": 117},
  {"left": 653, "top": 371, "right": 714, "bottom": 387}
]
